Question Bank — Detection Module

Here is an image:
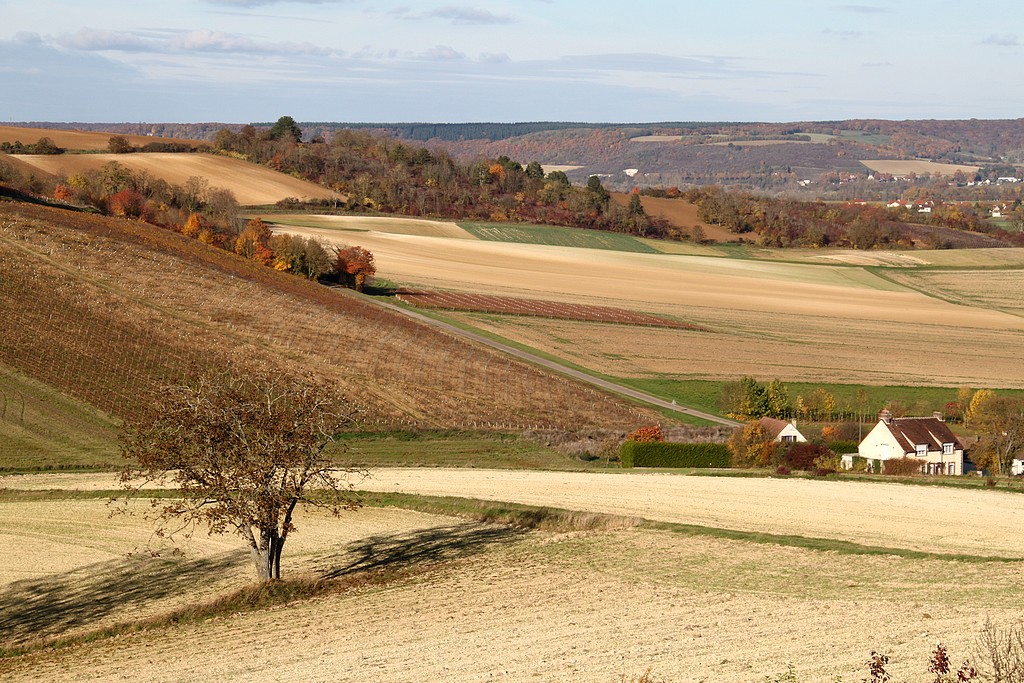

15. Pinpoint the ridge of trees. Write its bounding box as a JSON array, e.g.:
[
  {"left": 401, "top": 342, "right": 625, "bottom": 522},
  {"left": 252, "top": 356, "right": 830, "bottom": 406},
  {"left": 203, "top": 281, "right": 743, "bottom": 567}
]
[
  {"left": 211, "top": 123, "right": 675, "bottom": 238},
  {"left": 672, "top": 185, "right": 1024, "bottom": 248}
]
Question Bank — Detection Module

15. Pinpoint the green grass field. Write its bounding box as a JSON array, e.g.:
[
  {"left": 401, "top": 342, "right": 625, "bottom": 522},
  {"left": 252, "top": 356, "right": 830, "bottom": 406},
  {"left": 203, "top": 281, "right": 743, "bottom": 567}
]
[
  {"left": 609, "top": 376, "right": 1024, "bottom": 425},
  {"left": 459, "top": 222, "right": 660, "bottom": 253},
  {"left": 0, "top": 365, "right": 120, "bottom": 471},
  {"left": 328, "top": 430, "right": 595, "bottom": 469}
]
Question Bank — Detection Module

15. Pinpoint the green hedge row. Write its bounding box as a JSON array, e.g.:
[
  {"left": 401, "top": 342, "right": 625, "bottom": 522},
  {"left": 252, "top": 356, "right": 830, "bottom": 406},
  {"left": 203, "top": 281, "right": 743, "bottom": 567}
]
[
  {"left": 620, "top": 441, "right": 731, "bottom": 469},
  {"left": 828, "top": 440, "right": 859, "bottom": 454}
]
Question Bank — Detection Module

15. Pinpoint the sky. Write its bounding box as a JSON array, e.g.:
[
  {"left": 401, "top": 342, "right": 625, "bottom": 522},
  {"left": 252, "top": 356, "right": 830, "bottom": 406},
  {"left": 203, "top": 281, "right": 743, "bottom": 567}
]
[{"left": 2, "top": 1, "right": 1023, "bottom": 124}]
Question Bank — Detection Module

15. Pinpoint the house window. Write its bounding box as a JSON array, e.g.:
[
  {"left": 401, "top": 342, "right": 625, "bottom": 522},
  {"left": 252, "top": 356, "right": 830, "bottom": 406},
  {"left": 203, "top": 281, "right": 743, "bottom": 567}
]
[
  {"left": 916, "top": 444, "right": 928, "bottom": 457},
  {"left": 942, "top": 443, "right": 954, "bottom": 455},
  {"left": 781, "top": 435, "right": 796, "bottom": 443}
]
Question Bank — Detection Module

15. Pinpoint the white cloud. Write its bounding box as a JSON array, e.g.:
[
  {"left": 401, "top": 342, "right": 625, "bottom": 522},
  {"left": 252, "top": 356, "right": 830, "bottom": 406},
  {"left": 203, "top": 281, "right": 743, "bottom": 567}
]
[
  {"left": 50, "top": 27, "right": 338, "bottom": 57},
  {"left": 203, "top": 0, "right": 345, "bottom": 7},
  {"left": 420, "top": 45, "right": 466, "bottom": 61},
  {"left": 425, "top": 6, "right": 513, "bottom": 25}
]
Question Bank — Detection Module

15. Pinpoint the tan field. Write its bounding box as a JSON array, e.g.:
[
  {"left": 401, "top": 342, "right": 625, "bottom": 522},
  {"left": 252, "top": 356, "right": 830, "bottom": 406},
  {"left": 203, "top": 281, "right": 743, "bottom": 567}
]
[
  {"left": 271, "top": 221, "right": 1024, "bottom": 386},
  {"left": 0, "top": 125, "right": 204, "bottom": 151},
  {"left": 261, "top": 213, "right": 476, "bottom": 239},
  {"left": 13, "top": 153, "right": 337, "bottom": 205},
  {"left": 2, "top": 470, "right": 1022, "bottom": 682},
  {"left": 861, "top": 159, "right": 981, "bottom": 177},
  {"left": 609, "top": 192, "right": 735, "bottom": 243}
]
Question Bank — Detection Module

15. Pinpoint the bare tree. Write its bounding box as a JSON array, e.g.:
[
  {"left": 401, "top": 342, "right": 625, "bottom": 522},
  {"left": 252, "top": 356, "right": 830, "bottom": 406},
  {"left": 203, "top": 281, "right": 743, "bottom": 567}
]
[{"left": 119, "top": 368, "right": 364, "bottom": 581}]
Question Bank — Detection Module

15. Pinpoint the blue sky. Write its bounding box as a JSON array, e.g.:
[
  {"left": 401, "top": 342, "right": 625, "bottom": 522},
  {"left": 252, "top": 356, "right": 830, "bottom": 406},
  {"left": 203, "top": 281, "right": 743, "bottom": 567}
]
[{"left": 2, "top": 1, "right": 1022, "bottom": 123}]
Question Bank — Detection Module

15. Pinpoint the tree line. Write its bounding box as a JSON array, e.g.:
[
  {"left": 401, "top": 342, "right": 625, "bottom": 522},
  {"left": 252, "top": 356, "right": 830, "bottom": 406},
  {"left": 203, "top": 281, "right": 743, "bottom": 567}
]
[
  {"left": 211, "top": 119, "right": 674, "bottom": 239},
  {"left": 669, "top": 185, "right": 1024, "bottom": 248}
]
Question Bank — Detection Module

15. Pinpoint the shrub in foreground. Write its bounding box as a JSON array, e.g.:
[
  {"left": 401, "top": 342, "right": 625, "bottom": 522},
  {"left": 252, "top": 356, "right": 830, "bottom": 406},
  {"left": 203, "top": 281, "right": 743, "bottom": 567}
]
[
  {"left": 620, "top": 441, "right": 730, "bottom": 468},
  {"left": 882, "top": 456, "right": 925, "bottom": 476}
]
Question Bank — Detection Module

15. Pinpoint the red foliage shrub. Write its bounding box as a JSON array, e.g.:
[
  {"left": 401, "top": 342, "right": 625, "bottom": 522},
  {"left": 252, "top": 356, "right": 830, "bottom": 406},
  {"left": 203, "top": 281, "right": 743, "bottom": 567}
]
[
  {"left": 627, "top": 424, "right": 664, "bottom": 443},
  {"left": 782, "top": 443, "right": 833, "bottom": 471}
]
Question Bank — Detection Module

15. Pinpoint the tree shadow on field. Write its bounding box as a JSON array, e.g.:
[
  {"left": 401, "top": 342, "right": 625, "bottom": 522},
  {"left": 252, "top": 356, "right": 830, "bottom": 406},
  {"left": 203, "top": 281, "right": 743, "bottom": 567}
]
[
  {"left": 0, "top": 550, "right": 247, "bottom": 647},
  {"left": 317, "top": 522, "right": 525, "bottom": 579}
]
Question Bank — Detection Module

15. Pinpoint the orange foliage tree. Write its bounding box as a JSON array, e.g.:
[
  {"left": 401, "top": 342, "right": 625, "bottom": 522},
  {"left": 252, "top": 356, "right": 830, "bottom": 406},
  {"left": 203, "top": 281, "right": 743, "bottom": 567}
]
[
  {"left": 107, "top": 189, "right": 148, "bottom": 219},
  {"left": 234, "top": 218, "right": 274, "bottom": 266},
  {"left": 333, "top": 246, "right": 376, "bottom": 292},
  {"left": 626, "top": 424, "right": 665, "bottom": 443}
]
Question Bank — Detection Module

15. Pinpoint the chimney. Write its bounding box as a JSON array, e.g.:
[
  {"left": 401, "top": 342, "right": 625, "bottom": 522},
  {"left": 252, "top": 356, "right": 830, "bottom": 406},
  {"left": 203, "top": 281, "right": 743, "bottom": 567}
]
[
  {"left": 933, "top": 411, "right": 944, "bottom": 422},
  {"left": 879, "top": 408, "right": 892, "bottom": 424}
]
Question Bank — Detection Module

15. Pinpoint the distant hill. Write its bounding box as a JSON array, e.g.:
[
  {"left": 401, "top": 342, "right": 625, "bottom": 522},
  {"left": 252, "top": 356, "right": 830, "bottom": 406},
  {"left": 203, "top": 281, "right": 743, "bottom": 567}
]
[
  {"left": 0, "top": 201, "right": 651, "bottom": 431},
  {"left": 15, "top": 119, "right": 1024, "bottom": 195}
]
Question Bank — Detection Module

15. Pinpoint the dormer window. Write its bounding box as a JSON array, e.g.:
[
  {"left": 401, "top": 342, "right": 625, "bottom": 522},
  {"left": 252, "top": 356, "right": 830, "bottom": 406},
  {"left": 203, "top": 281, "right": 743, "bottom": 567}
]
[
  {"left": 916, "top": 444, "right": 928, "bottom": 457},
  {"left": 943, "top": 443, "right": 954, "bottom": 455}
]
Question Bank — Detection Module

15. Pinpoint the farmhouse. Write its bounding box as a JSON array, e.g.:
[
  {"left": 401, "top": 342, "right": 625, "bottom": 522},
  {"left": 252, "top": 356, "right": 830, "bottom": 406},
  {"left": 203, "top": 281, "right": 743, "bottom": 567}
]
[
  {"left": 854, "top": 409, "right": 964, "bottom": 475},
  {"left": 758, "top": 417, "right": 807, "bottom": 444}
]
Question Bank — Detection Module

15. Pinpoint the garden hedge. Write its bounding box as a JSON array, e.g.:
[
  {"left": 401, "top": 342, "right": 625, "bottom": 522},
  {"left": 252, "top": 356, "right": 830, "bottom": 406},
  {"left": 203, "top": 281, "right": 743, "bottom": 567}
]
[{"left": 620, "top": 441, "right": 731, "bottom": 469}]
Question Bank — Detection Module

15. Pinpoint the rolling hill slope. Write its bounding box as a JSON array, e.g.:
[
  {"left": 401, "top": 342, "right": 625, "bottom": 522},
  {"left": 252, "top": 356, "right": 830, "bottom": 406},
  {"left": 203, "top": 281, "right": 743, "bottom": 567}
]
[
  {"left": 13, "top": 153, "right": 337, "bottom": 206},
  {"left": 0, "top": 202, "right": 651, "bottom": 431}
]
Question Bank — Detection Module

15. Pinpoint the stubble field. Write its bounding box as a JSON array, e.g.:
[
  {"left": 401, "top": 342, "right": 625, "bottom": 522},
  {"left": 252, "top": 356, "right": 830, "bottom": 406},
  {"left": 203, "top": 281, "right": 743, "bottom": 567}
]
[
  {"left": 271, "top": 218, "right": 1024, "bottom": 388},
  {"left": 1, "top": 470, "right": 1022, "bottom": 682},
  {"left": 13, "top": 153, "right": 337, "bottom": 205}
]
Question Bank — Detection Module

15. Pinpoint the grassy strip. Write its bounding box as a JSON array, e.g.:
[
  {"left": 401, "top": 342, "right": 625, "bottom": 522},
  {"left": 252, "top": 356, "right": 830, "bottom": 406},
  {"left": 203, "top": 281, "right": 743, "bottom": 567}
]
[
  {"left": 459, "top": 221, "right": 660, "bottom": 254},
  {"left": 0, "top": 564, "right": 426, "bottom": 660},
  {"left": 641, "top": 519, "right": 1020, "bottom": 564}
]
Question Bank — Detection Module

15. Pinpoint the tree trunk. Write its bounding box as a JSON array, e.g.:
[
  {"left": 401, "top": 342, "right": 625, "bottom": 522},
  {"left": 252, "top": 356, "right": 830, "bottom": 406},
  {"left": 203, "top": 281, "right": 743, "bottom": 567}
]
[{"left": 251, "top": 527, "right": 281, "bottom": 582}]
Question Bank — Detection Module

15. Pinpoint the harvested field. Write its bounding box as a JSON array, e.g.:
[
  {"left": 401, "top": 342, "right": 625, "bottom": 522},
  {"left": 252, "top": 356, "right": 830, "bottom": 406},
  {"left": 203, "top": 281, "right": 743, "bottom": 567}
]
[
  {"left": 1, "top": 471, "right": 1023, "bottom": 682},
  {"left": 861, "top": 159, "right": 981, "bottom": 177},
  {"left": 12, "top": 153, "right": 336, "bottom": 206},
  {"left": 357, "top": 468, "right": 1024, "bottom": 556},
  {"left": 271, "top": 225, "right": 1024, "bottom": 386},
  {"left": 608, "top": 192, "right": 735, "bottom": 243},
  {"left": 448, "top": 308, "right": 1024, "bottom": 387},
  {"left": 883, "top": 268, "right": 1024, "bottom": 315},
  {"left": 395, "top": 290, "right": 704, "bottom": 330},
  {"left": 0, "top": 125, "right": 203, "bottom": 151},
  {"left": 259, "top": 214, "right": 473, "bottom": 239}
]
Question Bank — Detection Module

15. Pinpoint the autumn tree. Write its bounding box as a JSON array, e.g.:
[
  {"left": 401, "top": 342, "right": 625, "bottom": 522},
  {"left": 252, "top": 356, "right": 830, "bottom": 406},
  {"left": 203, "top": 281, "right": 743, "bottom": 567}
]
[
  {"left": 970, "top": 394, "right": 1024, "bottom": 475},
  {"left": 334, "top": 245, "right": 376, "bottom": 292},
  {"left": 119, "top": 368, "right": 363, "bottom": 582},
  {"left": 108, "top": 135, "right": 133, "bottom": 154},
  {"left": 107, "top": 188, "right": 147, "bottom": 218},
  {"left": 234, "top": 217, "right": 274, "bottom": 265},
  {"left": 728, "top": 421, "right": 778, "bottom": 468}
]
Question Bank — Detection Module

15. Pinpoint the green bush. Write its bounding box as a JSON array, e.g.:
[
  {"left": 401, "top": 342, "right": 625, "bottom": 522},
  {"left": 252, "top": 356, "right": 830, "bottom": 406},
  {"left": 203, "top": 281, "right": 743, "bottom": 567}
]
[
  {"left": 883, "top": 456, "right": 926, "bottom": 476},
  {"left": 620, "top": 441, "right": 731, "bottom": 469},
  {"left": 828, "top": 439, "right": 859, "bottom": 454}
]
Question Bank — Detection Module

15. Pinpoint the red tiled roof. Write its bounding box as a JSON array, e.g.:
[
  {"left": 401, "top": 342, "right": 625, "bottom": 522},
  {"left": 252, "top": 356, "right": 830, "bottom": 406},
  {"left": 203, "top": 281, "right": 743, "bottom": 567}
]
[{"left": 758, "top": 417, "right": 791, "bottom": 440}]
